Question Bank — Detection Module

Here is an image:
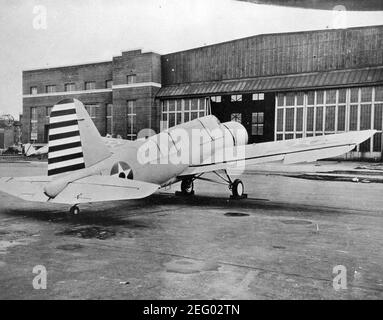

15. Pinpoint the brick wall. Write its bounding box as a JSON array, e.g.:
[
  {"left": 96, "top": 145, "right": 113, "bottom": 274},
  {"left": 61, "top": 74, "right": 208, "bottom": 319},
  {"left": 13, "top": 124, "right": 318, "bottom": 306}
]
[
  {"left": 112, "top": 50, "right": 161, "bottom": 137},
  {"left": 23, "top": 62, "right": 113, "bottom": 95},
  {"left": 22, "top": 50, "right": 162, "bottom": 143}
]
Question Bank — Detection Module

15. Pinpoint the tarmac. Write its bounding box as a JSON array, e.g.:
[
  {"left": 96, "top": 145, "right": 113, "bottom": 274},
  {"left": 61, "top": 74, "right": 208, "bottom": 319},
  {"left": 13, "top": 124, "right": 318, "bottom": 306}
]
[{"left": 0, "top": 160, "right": 383, "bottom": 299}]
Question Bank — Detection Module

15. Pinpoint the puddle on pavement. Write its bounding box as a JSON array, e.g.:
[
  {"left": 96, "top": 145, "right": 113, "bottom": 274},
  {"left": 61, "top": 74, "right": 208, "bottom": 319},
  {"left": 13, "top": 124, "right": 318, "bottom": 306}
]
[
  {"left": 55, "top": 226, "right": 116, "bottom": 240},
  {"left": 280, "top": 219, "right": 312, "bottom": 225},
  {"left": 272, "top": 245, "right": 286, "bottom": 249},
  {"left": 224, "top": 212, "right": 250, "bottom": 217},
  {"left": 165, "top": 259, "right": 221, "bottom": 274},
  {"left": 56, "top": 244, "right": 84, "bottom": 251}
]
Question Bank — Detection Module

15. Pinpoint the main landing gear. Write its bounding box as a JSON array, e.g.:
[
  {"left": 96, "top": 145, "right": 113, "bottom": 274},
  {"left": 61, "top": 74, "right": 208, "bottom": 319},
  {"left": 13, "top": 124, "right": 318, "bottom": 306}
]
[
  {"left": 69, "top": 205, "right": 80, "bottom": 215},
  {"left": 177, "top": 170, "right": 247, "bottom": 199},
  {"left": 230, "top": 178, "right": 246, "bottom": 199},
  {"left": 175, "top": 178, "right": 195, "bottom": 196},
  {"left": 180, "top": 178, "right": 194, "bottom": 195}
]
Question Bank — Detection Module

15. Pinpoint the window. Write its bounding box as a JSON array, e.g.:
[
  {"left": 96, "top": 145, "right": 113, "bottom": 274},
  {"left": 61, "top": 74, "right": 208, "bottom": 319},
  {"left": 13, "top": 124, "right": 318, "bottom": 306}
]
[
  {"left": 252, "top": 93, "right": 264, "bottom": 101},
  {"left": 296, "top": 92, "right": 304, "bottom": 106},
  {"left": 307, "top": 91, "right": 315, "bottom": 105},
  {"left": 349, "top": 105, "right": 358, "bottom": 131},
  {"left": 360, "top": 105, "right": 371, "bottom": 130},
  {"left": 85, "top": 104, "right": 98, "bottom": 119},
  {"left": 285, "top": 108, "right": 294, "bottom": 131},
  {"left": 326, "top": 89, "right": 337, "bottom": 104},
  {"left": 285, "top": 93, "right": 295, "bottom": 106},
  {"left": 296, "top": 107, "right": 303, "bottom": 131},
  {"left": 361, "top": 87, "right": 372, "bottom": 103},
  {"left": 46, "top": 85, "right": 56, "bottom": 93},
  {"left": 316, "top": 106, "right": 323, "bottom": 131},
  {"left": 106, "top": 80, "right": 113, "bottom": 88},
  {"left": 30, "top": 107, "right": 38, "bottom": 141},
  {"left": 211, "top": 96, "right": 221, "bottom": 103},
  {"left": 373, "top": 104, "right": 383, "bottom": 152},
  {"left": 337, "top": 105, "right": 346, "bottom": 131},
  {"left": 161, "top": 98, "right": 207, "bottom": 130},
  {"left": 85, "top": 81, "right": 96, "bottom": 90},
  {"left": 350, "top": 88, "right": 359, "bottom": 103},
  {"left": 325, "top": 106, "right": 336, "bottom": 131},
  {"left": 127, "top": 74, "right": 136, "bottom": 84},
  {"left": 338, "top": 89, "right": 347, "bottom": 104},
  {"left": 285, "top": 133, "right": 294, "bottom": 140},
  {"left": 127, "top": 100, "right": 136, "bottom": 140},
  {"left": 231, "top": 113, "right": 242, "bottom": 123},
  {"left": 230, "top": 95, "right": 242, "bottom": 102},
  {"left": 30, "top": 86, "right": 37, "bottom": 95},
  {"left": 252, "top": 112, "right": 264, "bottom": 135},
  {"left": 106, "top": 104, "right": 113, "bottom": 135},
  {"left": 31, "top": 107, "right": 38, "bottom": 121},
  {"left": 277, "top": 109, "right": 284, "bottom": 132},
  {"left": 64, "top": 83, "right": 75, "bottom": 92},
  {"left": 306, "top": 107, "right": 314, "bottom": 131},
  {"left": 316, "top": 90, "right": 324, "bottom": 104},
  {"left": 375, "top": 86, "right": 383, "bottom": 102}
]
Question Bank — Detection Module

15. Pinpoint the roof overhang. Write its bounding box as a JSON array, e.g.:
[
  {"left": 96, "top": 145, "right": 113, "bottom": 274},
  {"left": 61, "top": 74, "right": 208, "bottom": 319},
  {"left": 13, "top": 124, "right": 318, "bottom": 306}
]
[{"left": 156, "top": 67, "right": 383, "bottom": 99}]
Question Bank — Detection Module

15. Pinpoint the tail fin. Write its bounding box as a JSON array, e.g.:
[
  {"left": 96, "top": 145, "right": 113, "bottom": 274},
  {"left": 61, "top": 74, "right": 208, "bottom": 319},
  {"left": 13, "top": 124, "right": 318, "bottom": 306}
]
[{"left": 48, "top": 98, "right": 111, "bottom": 176}]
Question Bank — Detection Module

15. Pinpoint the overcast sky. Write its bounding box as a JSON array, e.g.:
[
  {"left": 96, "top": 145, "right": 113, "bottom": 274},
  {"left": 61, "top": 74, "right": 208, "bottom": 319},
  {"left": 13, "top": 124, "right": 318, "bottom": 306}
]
[{"left": 0, "top": 0, "right": 382, "bottom": 118}]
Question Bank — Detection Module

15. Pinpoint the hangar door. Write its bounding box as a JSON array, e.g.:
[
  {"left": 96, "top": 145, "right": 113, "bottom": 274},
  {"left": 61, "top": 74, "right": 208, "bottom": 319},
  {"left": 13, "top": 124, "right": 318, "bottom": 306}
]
[{"left": 210, "top": 93, "right": 275, "bottom": 144}]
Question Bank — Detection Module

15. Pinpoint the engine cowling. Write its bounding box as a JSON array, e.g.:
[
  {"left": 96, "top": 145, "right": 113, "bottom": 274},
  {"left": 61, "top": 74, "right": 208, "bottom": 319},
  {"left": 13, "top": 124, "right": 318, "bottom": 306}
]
[{"left": 222, "top": 121, "right": 249, "bottom": 146}]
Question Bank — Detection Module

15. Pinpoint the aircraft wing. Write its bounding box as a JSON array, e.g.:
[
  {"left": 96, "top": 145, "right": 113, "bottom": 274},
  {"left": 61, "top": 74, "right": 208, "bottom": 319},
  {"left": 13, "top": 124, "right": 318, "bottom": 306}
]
[
  {"left": 0, "top": 175, "right": 159, "bottom": 205},
  {"left": 179, "top": 130, "right": 377, "bottom": 176}
]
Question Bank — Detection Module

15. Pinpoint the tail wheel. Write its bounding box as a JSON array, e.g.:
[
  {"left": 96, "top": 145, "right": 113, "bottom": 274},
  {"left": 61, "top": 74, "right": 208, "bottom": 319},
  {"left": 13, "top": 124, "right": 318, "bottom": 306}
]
[
  {"left": 231, "top": 179, "right": 244, "bottom": 198},
  {"left": 181, "top": 179, "right": 194, "bottom": 195},
  {"left": 69, "top": 205, "right": 80, "bottom": 215}
]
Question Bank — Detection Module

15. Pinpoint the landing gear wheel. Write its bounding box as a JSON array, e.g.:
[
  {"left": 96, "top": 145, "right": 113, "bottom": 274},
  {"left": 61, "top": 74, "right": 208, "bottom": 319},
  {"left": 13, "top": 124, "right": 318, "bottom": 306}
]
[
  {"left": 231, "top": 179, "right": 245, "bottom": 199},
  {"left": 69, "top": 205, "right": 80, "bottom": 215},
  {"left": 181, "top": 179, "right": 194, "bottom": 195}
]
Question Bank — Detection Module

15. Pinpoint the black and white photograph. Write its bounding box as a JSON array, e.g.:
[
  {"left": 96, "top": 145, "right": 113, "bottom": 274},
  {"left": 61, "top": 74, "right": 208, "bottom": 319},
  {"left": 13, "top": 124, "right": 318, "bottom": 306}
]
[{"left": 0, "top": 0, "right": 383, "bottom": 307}]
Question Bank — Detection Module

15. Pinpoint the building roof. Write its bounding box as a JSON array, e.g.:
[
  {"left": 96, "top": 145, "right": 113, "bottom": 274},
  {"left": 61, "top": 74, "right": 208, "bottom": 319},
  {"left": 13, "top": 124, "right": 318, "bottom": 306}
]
[{"left": 156, "top": 67, "right": 383, "bottom": 98}]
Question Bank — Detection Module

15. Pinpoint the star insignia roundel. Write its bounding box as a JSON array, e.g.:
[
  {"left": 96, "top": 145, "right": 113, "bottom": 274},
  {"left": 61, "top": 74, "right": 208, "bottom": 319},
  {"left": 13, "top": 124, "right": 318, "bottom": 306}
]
[{"left": 110, "top": 161, "right": 133, "bottom": 179}]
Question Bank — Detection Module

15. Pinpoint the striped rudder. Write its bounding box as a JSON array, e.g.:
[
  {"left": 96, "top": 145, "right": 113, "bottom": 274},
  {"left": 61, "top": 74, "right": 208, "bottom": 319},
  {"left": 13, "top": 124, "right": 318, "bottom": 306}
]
[{"left": 48, "top": 99, "right": 85, "bottom": 176}]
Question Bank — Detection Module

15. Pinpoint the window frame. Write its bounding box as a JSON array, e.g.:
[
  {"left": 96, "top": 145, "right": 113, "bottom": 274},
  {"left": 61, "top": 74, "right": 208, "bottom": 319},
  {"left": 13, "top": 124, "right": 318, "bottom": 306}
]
[
  {"left": 45, "top": 85, "right": 56, "bottom": 93},
  {"left": 252, "top": 93, "right": 265, "bottom": 101},
  {"left": 30, "top": 86, "right": 38, "bottom": 95},
  {"left": 126, "top": 100, "right": 136, "bottom": 140},
  {"left": 161, "top": 98, "right": 208, "bottom": 130},
  {"left": 105, "top": 80, "right": 113, "bottom": 88},
  {"left": 127, "top": 74, "right": 136, "bottom": 84},
  {"left": 85, "top": 81, "right": 96, "bottom": 91},
  {"left": 251, "top": 112, "right": 264, "bottom": 136},
  {"left": 230, "top": 94, "right": 242, "bottom": 102},
  {"left": 64, "top": 83, "right": 76, "bottom": 92},
  {"left": 106, "top": 104, "right": 113, "bottom": 135}
]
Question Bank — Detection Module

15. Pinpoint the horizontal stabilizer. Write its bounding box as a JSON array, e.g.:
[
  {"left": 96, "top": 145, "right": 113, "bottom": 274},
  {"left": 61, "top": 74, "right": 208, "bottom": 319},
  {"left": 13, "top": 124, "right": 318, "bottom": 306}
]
[
  {"left": 0, "top": 176, "right": 51, "bottom": 202},
  {"left": 0, "top": 176, "right": 159, "bottom": 205},
  {"left": 51, "top": 176, "right": 159, "bottom": 205}
]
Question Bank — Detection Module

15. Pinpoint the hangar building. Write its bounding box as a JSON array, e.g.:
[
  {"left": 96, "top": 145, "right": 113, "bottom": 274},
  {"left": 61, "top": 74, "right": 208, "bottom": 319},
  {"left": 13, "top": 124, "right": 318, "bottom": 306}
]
[{"left": 22, "top": 25, "right": 383, "bottom": 159}]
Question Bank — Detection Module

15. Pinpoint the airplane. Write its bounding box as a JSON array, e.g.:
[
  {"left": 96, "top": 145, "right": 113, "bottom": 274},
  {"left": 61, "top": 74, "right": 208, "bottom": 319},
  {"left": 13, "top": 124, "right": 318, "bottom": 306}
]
[{"left": 0, "top": 98, "right": 377, "bottom": 215}]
